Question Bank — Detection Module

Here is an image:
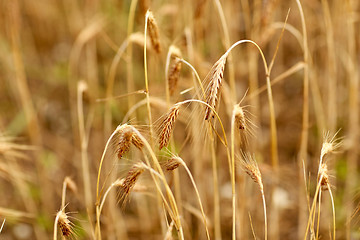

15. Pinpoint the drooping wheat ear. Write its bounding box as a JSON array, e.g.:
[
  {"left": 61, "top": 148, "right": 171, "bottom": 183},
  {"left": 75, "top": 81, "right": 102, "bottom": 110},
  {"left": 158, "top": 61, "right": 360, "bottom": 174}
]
[
  {"left": 204, "top": 54, "right": 227, "bottom": 120},
  {"left": 240, "top": 151, "right": 267, "bottom": 240},
  {"left": 163, "top": 157, "right": 182, "bottom": 171},
  {"left": 146, "top": 11, "right": 161, "bottom": 53},
  {"left": 54, "top": 209, "right": 74, "bottom": 239},
  {"left": 168, "top": 57, "right": 182, "bottom": 96},
  {"left": 159, "top": 104, "right": 180, "bottom": 150},
  {"left": 116, "top": 125, "right": 144, "bottom": 159},
  {"left": 117, "top": 128, "right": 133, "bottom": 159},
  {"left": 118, "top": 163, "right": 145, "bottom": 207},
  {"left": 240, "top": 152, "right": 263, "bottom": 191},
  {"left": 166, "top": 46, "right": 182, "bottom": 97}
]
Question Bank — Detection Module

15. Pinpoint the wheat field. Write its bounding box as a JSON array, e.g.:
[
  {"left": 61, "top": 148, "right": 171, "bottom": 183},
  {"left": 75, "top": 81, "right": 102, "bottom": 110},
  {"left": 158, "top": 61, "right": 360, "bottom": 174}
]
[{"left": 0, "top": 0, "right": 359, "bottom": 239}]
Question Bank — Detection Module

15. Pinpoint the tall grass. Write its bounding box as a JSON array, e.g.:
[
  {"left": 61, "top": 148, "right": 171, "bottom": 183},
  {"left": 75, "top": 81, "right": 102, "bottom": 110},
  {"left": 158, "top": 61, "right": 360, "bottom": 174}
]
[{"left": 0, "top": 0, "right": 359, "bottom": 239}]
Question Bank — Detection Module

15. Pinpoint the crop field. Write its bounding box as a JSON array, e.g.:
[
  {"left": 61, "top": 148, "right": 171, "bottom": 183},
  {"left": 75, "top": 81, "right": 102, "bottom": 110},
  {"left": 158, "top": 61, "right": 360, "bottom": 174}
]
[{"left": 0, "top": 0, "right": 359, "bottom": 239}]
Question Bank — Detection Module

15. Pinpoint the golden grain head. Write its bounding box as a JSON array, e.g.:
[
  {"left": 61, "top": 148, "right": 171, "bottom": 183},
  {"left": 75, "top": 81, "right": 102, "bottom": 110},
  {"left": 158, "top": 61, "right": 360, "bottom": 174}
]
[
  {"left": 163, "top": 157, "right": 182, "bottom": 171},
  {"left": 118, "top": 163, "right": 145, "bottom": 206},
  {"left": 117, "top": 129, "right": 133, "bottom": 159},
  {"left": 131, "top": 133, "right": 144, "bottom": 150},
  {"left": 116, "top": 126, "right": 143, "bottom": 159},
  {"left": 159, "top": 104, "right": 180, "bottom": 150},
  {"left": 240, "top": 152, "right": 263, "bottom": 191},
  {"left": 168, "top": 57, "right": 182, "bottom": 96},
  {"left": 204, "top": 54, "right": 227, "bottom": 120},
  {"left": 147, "top": 10, "right": 161, "bottom": 53},
  {"left": 57, "top": 210, "right": 74, "bottom": 238}
]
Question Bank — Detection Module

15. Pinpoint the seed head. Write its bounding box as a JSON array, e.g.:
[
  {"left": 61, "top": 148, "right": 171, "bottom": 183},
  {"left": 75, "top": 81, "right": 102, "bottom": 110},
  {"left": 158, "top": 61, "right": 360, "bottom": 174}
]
[
  {"left": 118, "top": 163, "right": 145, "bottom": 206},
  {"left": 204, "top": 54, "right": 227, "bottom": 120},
  {"left": 147, "top": 11, "right": 161, "bottom": 53},
  {"left": 159, "top": 104, "right": 180, "bottom": 150}
]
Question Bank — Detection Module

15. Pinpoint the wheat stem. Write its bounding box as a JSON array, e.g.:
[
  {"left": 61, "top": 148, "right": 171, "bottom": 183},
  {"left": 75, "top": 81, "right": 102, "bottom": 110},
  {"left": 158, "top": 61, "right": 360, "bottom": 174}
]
[{"left": 144, "top": 10, "right": 154, "bottom": 145}]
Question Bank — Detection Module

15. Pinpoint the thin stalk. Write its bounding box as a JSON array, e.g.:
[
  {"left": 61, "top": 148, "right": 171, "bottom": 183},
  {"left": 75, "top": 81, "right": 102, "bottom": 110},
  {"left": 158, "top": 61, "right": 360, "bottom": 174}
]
[
  {"left": 77, "top": 82, "right": 93, "bottom": 213},
  {"left": 144, "top": 11, "right": 154, "bottom": 145},
  {"left": 179, "top": 58, "right": 206, "bottom": 99},
  {"left": 126, "top": 0, "right": 138, "bottom": 118},
  {"left": 261, "top": 189, "right": 268, "bottom": 240},
  {"left": 213, "top": 0, "right": 236, "bottom": 101},
  {"left": 104, "top": 40, "right": 128, "bottom": 134},
  {"left": 230, "top": 108, "right": 237, "bottom": 240},
  {"left": 328, "top": 185, "right": 336, "bottom": 240},
  {"left": 61, "top": 180, "right": 67, "bottom": 209},
  {"left": 304, "top": 175, "right": 324, "bottom": 240},
  {"left": 316, "top": 189, "right": 322, "bottom": 240},
  {"left": 209, "top": 128, "right": 222, "bottom": 240},
  {"left": 53, "top": 213, "right": 60, "bottom": 240},
  {"left": 179, "top": 159, "right": 210, "bottom": 240},
  {"left": 296, "top": 1, "right": 310, "bottom": 237}
]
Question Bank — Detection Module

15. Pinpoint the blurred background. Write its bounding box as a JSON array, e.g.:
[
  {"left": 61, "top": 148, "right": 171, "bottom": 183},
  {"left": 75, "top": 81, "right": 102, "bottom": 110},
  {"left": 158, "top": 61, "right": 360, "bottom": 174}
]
[{"left": 0, "top": 0, "right": 359, "bottom": 239}]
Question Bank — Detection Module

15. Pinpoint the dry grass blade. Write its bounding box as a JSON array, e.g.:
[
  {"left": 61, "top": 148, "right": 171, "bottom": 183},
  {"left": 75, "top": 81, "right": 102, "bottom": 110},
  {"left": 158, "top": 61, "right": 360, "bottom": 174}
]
[
  {"left": 204, "top": 54, "right": 227, "bottom": 120},
  {"left": 159, "top": 104, "right": 180, "bottom": 150},
  {"left": 118, "top": 163, "right": 145, "bottom": 207},
  {"left": 0, "top": 135, "right": 34, "bottom": 160},
  {"left": 146, "top": 11, "right": 161, "bottom": 53}
]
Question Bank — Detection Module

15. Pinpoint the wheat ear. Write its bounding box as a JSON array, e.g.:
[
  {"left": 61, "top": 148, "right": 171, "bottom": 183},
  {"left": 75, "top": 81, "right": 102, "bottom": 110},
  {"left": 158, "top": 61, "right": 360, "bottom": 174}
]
[
  {"left": 204, "top": 54, "right": 227, "bottom": 120},
  {"left": 240, "top": 152, "right": 267, "bottom": 240},
  {"left": 159, "top": 104, "right": 180, "bottom": 150},
  {"left": 146, "top": 11, "right": 161, "bottom": 53}
]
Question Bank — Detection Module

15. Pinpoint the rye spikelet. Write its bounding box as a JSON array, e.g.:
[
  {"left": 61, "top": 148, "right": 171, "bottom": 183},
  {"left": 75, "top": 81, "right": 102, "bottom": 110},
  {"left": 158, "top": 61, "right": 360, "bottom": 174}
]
[
  {"left": 116, "top": 125, "right": 144, "bottom": 159},
  {"left": 131, "top": 134, "right": 144, "bottom": 150},
  {"left": 240, "top": 152, "right": 263, "bottom": 191},
  {"left": 117, "top": 128, "right": 133, "bottom": 159},
  {"left": 118, "top": 163, "right": 145, "bottom": 206},
  {"left": 168, "top": 57, "right": 182, "bottom": 96},
  {"left": 56, "top": 210, "right": 74, "bottom": 238},
  {"left": 163, "top": 157, "right": 182, "bottom": 171},
  {"left": 147, "top": 11, "right": 161, "bottom": 53},
  {"left": 204, "top": 54, "right": 227, "bottom": 120},
  {"left": 159, "top": 104, "right": 180, "bottom": 150}
]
